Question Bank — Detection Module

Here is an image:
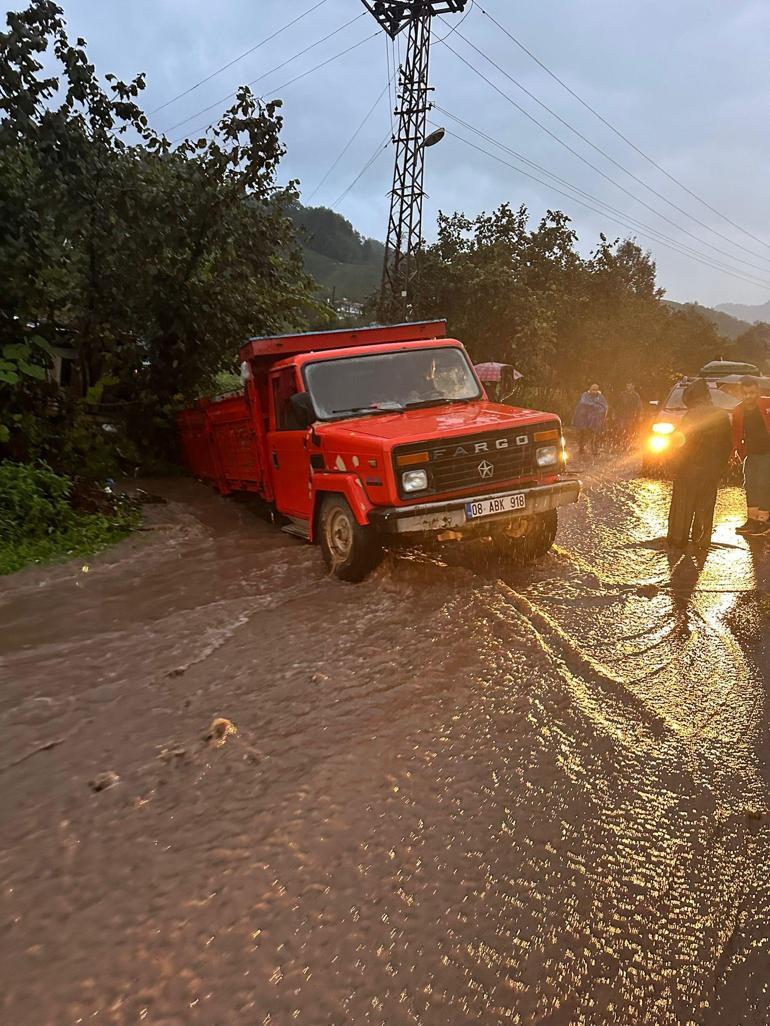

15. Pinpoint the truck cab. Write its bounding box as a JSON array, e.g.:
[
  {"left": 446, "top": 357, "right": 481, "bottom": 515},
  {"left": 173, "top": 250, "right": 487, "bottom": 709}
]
[{"left": 179, "top": 321, "right": 580, "bottom": 580}]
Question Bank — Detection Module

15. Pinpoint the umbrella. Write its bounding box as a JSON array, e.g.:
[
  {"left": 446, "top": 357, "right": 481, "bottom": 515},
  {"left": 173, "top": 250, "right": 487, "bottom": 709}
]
[{"left": 474, "top": 362, "right": 523, "bottom": 383}]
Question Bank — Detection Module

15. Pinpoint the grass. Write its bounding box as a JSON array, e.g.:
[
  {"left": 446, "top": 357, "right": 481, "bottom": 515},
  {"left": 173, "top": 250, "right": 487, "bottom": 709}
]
[
  {"left": 0, "top": 507, "right": 140, "bottom": 575},
  {"left": 0, "top": 461, "right": 140, "bottom": 575}
]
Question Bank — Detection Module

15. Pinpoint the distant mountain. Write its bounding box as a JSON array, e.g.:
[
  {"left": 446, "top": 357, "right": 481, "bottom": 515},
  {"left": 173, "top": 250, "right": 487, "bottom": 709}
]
[
  {"left": 664, "top": 300, "right": 751, "bottom": 340},
  {"left": 715, "top": 299, "right": 770, "bottom": 325},
  {"left": 288, "top": 203, "right": 383, "bottom": 303}
]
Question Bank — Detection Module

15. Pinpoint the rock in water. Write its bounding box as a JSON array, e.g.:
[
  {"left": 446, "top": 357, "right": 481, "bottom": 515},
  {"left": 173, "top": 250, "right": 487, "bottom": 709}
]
[
  {"left": 204, "top": 717, "right": 237, "bottom": 746},
  {"left": 89, "top": 771, "right": 120, "bottom": 792}
]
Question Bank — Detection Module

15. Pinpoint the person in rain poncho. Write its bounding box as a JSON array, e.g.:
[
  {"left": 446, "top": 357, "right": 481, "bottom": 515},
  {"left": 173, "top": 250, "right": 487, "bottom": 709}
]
[
  {"left": 572, "top": 383, "right": 609, "bottom": 455},
  {"left": 667, "top": 377, "right": 732, "bottom": 549}
]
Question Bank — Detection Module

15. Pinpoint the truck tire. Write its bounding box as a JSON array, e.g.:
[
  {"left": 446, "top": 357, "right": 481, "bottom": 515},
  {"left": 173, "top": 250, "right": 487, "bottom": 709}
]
[
  {"left": 319, "top": 495, "right": 382, "bottom": 582},
  {"left": 500, "top": 509, "right": 558, "bottom": 563}
]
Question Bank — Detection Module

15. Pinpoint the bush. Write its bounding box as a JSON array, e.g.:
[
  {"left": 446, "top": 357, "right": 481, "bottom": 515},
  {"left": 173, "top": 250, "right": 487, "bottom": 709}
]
[
  {"left": 0, "top": 462, "right": 75, "bottom": 540},
  {"left": 0, "top": 461, "right": 139, "bottom": 574}
]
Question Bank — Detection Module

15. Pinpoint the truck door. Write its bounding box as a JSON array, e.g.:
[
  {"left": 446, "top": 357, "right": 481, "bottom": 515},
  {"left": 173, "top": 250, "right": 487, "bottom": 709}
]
[{"left": 267, "top": 366, "right": 312, "bottom": 520}]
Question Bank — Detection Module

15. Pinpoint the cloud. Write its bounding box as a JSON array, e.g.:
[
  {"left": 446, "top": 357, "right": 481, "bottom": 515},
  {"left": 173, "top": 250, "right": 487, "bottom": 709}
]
[{"left": 53, "top": 0, "right": 770, "bottom": 306}]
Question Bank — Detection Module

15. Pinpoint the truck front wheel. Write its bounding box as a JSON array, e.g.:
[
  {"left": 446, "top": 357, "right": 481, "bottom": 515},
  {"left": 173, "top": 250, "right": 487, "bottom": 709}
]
[
  {"left": 319, "top": 495, "right": 382, "bottom": 582},
  {"left": 499, "top": 509, "right": 558, "bottom": 563}
]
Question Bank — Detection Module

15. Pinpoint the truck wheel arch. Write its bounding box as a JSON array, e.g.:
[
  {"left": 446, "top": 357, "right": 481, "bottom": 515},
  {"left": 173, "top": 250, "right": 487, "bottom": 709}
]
[{"left": 310, "top": 476, "right": 374, "bottom": 542}]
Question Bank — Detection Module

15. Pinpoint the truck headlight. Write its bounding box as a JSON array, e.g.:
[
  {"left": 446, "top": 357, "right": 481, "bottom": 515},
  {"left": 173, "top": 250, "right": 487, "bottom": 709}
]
[
  {"left": 652, "top": 422, "right": 675, "bottom": 435},
  {"left": 402, "top": 469, "right": 428, "bottom": 492},
  {"left": 536, "top": 445, "right": 559, "bottom": 468}
]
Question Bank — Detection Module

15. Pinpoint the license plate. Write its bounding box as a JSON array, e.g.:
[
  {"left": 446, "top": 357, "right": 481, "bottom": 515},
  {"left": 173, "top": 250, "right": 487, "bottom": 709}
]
[{"left": 465, "top": 492, "right": 526, "bottom": 520}]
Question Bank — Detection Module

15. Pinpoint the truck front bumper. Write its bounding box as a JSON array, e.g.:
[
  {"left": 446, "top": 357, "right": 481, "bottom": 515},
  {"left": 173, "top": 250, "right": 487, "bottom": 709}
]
[{"left": 369, "top": 478, "right": 581, "bottom": 536}]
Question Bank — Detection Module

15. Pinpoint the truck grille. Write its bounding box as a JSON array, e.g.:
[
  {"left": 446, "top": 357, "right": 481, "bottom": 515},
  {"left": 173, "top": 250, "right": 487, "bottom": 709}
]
[{"left": 394, "top": 423, "right": 557, "bottom": 499}]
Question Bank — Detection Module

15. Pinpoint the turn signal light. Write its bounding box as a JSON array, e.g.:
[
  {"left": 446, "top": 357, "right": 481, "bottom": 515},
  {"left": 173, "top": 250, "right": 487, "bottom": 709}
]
[
  {"left": 534, "top": 428, "right": 560, "bottom": 442},
  {"left": 396, "top": 451, "right": 429, "bottom": 467}
]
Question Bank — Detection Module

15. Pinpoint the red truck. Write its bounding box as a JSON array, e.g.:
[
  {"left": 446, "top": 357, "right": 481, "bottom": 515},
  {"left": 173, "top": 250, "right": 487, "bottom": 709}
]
[{"left": 178, "top": 320, "right": 580, "bottom": 581}]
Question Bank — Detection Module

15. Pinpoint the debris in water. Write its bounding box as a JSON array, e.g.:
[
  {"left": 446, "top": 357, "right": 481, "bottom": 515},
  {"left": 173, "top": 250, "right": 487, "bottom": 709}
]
[
  {"left": 204, "top": 717, "right": 237, "bottom": 746},
  {"left": 158, "top": 746, "right": 187, "bottom": 764},
  {"left": 134, "top": 489, "right": 168, "bottom": 505},
  {"left": 89, "top": 771, "right": 119, "bottom": 792}
]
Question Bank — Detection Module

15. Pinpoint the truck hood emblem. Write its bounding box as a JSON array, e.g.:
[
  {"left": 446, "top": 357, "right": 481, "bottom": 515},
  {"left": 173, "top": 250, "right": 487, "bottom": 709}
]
[{"left": 478, "top": 460, "right": 494, "bottom": 479}]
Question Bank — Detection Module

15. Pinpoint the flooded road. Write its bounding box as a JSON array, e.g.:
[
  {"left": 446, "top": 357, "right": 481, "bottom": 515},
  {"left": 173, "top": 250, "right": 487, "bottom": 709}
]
[{"left": 1, "top": 459, "right": 769, "bottom": 1026}]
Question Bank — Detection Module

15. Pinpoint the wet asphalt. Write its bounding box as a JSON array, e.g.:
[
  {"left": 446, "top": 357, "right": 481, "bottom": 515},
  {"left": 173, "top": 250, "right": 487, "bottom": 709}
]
[{"left": 0, "top": 455, "right": 768, "bottom": 1026}]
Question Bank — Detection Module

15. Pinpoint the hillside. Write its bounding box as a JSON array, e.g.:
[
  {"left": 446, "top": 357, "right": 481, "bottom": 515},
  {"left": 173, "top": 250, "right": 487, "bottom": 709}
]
[
  {"left": 664, "top": 300, "right": 751, "bottom": 340},
  {"left": 715, "top": 298, "right": 770, "bottom": 324},
  {"left": 289, "top": 203, "right": 383, "bottom": 303}
]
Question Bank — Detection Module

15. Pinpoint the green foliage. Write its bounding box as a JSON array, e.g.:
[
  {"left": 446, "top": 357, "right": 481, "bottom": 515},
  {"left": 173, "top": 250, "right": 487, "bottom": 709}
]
[
  {"left": 732, "top": 322, "right": 770, "bottom": 368},
  {"left": 289, "top": 204, "right": 384, "bottom": 265},
  {"left": 664, "top": 301, "right": 752, "bottom": 342},
  {"left": 0, "top": 1, "right": 316, "bottom": 473},
  {"left": 213, "top": 369, "right": 243, "bottom": 394},
  {"left": 416, "top": 205, "right": 724, "bottom": 403},
  {"left": 0, "top": 461, "right": 72, "bottom": 539},
  {"left": 290, "top": 203, "right": 383, "bottom": 302},
  {"left": 0, "top": 461, "right": 138, "bottom": 574}
]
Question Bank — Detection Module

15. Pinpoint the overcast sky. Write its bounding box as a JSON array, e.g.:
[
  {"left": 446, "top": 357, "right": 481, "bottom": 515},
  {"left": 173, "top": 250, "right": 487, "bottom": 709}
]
[{"left": 49, "top": 0, "right": 770, "bottom": 308}]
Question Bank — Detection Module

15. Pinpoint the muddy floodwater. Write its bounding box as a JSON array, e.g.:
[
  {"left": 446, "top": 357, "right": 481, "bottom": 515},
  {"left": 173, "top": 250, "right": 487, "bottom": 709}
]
[{"left": 1, "top": 459, "right": 769, "bottom": 1026}]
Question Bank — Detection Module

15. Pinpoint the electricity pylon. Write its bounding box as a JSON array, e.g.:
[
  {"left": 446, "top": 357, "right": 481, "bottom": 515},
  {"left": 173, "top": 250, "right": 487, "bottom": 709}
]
[{"left": 361, "top": 2, "right": 468, "bottom": 321}]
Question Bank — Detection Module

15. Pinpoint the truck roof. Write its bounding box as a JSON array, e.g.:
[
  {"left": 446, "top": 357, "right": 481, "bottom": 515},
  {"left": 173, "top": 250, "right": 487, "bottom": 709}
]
[
  {"left": 240, "top": 320, "right": 447, "bottom": 364},
  {"left": 272, "top": 336, "right": 464, "bottom": 374}
]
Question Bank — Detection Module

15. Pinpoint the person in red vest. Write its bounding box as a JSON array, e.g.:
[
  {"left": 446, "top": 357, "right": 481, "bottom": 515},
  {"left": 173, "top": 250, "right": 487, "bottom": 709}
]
[{"left": 733, "top": 376, "right": 770, "bottom": 536}]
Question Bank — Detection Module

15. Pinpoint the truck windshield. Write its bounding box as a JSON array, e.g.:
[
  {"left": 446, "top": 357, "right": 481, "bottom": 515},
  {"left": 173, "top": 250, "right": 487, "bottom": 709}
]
[{"left": 304, "top": 346, "right": 482, "bottom": 420}]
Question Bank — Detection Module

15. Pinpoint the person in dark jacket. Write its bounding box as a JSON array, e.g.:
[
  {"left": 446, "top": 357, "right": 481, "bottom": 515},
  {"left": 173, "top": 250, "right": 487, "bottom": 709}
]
[
  {"left": 615, "top": 383, "right": 643, "bottom": 451},
  {"left": 732, "top": 376, "right": 770, "bottom": 536},
  {"left": 667, "top": 378, "right": 733, "bottom": 549}
]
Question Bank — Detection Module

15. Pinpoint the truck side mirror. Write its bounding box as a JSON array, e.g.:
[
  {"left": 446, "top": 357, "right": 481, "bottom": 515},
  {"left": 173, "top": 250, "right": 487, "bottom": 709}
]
[{"left": 290, "top": 391, "right": 316, "bottom": 429}]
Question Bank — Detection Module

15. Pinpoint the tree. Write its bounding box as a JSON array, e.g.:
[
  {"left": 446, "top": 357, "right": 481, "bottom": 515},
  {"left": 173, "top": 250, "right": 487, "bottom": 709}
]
[
  {"left": 0, "top": 0, "right": 315, "bottom": 469},
  {"left": 733, "top": 323, "right": 770, "bottom": 370},
  {"left": 415, "top": 203, "right": 722, "bottom": 407}
]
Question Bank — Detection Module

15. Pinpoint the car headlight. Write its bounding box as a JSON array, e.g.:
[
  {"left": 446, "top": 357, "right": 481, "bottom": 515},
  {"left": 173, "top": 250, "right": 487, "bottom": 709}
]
[
  {"left": 402, "top": 469, "right": 428, "bottom": 492},
  {"left": 649, "top": 434, "right": 670, "bottom": 453},
  {"left": 536, "top": 445, "right": 559, "bottom": 468},
  {"left": 652, "top": 422, "right": 675, "bottom": 435}
]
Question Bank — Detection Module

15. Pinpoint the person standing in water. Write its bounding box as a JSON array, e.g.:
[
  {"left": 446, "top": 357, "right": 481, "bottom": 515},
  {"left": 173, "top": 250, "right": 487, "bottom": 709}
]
[
  {"left": 667, "top": 378, "right": 732, "bottom": 549},
  {"left": 572, "top": 383, "right": 608, "bottom": 456},
  {"left": 733, "top": 375, "right": 770, "bottom": 537},
  {"left": 614, "top": 382, "right": 643, "bottom": 452}
]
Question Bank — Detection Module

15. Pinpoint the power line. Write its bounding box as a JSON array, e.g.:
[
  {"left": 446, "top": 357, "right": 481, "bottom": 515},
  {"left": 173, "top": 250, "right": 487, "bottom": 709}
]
[
  {"left": 446, "top": 25, "right": 770, "bottom": 272},
  {"left": 170, "top": 29, "right": 379, "bottom": 146},
  {"left": 438, "top": 122, "right": 770, "bottom": 291},
  {"left": 437, "top": 108, "right": 770, "bottom": 288},
  {"left": 165, "top": 12, "right": 368, "bottom": 137},
  {"left": 332, "top": 133, "right": 391, "bottom": 209},
  {"left": 170, "top": 30, "right": 380, "bottom": 147},
  {"left": 386, "top": 33, "right": 398, "bottom": 136},
  {"left": 478, "top": 2, "right": 770, "bottom": 254},
  {"left": 149, "top": 0, "right": 330, "bottom": 117},
  {"left": 432, "top": 0, "right": 475, "bottom": 42},
  {"left": 306, "top": 79, "right": 392, "bottom": 204},
  {"left": 436, "top": 35, "right": 770, "bottom": 280}
]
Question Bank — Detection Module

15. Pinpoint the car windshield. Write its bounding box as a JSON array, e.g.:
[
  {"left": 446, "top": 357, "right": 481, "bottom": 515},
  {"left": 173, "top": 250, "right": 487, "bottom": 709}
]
[
  {"left": 304, "top": 346, "right": 482, "bottom": 421},
  {"left": 664, "top": 384, "right": 739, "bottom": 412}
]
